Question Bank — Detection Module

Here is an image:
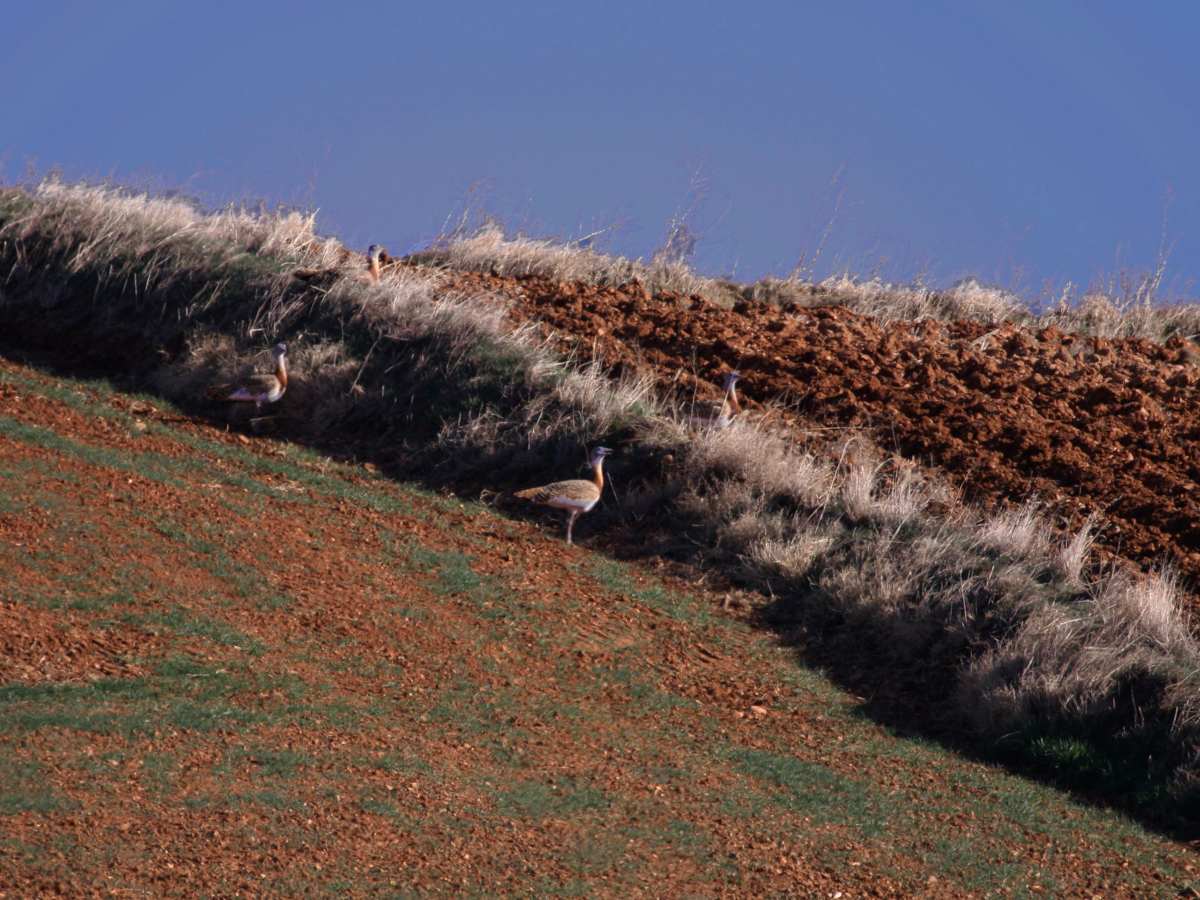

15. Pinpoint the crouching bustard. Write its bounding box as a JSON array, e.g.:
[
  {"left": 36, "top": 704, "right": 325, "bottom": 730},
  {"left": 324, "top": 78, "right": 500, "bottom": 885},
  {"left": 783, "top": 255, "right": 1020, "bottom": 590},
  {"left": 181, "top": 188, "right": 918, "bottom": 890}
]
[
  {"left": 514, "top": 446, "right": 613, "bottom": 545},
  {"left": 292, "top": 245, "right": 383, "bottom": 286},
  {"left": 206, "top": 342, "right": 288, "bottom": 413},
  {"left": 688, "top": 371, "right": 742, "bottom": 430}
]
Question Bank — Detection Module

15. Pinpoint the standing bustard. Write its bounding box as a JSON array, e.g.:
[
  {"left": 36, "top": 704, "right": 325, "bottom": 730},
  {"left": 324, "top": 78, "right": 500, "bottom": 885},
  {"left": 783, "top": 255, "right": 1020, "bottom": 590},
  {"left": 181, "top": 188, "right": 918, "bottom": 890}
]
[
  {"left": 206, "top": 343, "right": 289, "bottom": 412},
  {"left": 514, "top": 447, "right": 614, "bottom": 545},
  {"left": 688, "top": 371, "right": 742, "bottom": 429}
]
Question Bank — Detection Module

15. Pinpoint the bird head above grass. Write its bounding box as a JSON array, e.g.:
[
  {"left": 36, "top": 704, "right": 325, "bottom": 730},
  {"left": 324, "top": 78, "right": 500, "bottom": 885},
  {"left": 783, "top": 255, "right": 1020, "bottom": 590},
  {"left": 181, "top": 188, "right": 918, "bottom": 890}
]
[
  {"left": 590, "top": 446, "right": 614, "bottom": 465},
  {"left": 722, "top": 371, "right": 741, "bottom": 391},
  {"left": 272, "top": 342, "right": 288, "bottom": 359}
]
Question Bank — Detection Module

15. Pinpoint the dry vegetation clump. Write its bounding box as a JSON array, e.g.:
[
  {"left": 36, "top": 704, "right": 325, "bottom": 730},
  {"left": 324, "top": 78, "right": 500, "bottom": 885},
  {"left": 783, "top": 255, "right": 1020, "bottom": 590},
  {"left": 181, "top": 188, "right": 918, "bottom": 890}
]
[
  {"left": 658, "top": 418, "right": 1198, "bottom": 765},
  {"left": 1, "top": 180, "right": 1198, "bottom": 822},
  {"left": 743, "top": 275, "right": 1029, "bottom": 324},
  {"left": 408, "top": 223, "right": 742, "bottom": 304}
]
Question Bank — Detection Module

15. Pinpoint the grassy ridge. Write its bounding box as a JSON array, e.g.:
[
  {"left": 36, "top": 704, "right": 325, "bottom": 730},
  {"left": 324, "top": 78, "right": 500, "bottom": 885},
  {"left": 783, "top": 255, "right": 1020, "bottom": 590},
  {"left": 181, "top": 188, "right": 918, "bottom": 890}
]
[{"left": 0, "top": 180, "right": 1197, "bottom": 831}]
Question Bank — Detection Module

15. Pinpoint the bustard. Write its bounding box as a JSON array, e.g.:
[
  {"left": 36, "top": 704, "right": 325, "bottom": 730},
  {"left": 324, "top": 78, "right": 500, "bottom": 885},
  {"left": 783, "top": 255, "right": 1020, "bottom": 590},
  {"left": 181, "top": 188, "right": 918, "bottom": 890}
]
[
  {"left": 206, "top": 343, "right": 288, "bottom": 413},
  {"left": 364, "top": 244, "right": 383, "bottom": 283},
  {"left": 688, "top": 371, "right": 742, "bottom": 429},
  {"left": 292, "top": 245, "right": 384, "bottom": 286},
  {"left": 514, "top": 446, "right": 614, "bottom": 545}
]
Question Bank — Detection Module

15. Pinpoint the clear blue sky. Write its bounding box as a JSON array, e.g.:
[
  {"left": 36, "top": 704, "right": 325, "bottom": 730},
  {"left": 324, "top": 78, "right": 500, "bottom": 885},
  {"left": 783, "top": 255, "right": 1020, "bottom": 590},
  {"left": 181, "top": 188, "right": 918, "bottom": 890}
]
[{"left": 5, "top": 1, "right": 1198, "bottom": 297}]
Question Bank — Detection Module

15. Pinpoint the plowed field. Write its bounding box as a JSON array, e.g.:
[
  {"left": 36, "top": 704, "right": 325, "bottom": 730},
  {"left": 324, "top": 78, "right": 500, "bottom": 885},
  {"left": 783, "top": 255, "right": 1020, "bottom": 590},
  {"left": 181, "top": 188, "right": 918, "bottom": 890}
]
[
  {"left": 422, "top": 266, "right": 1200, "bottom": 597},
  {"left": 1, "top": 356, "right": 1195, "bottom": 895}
]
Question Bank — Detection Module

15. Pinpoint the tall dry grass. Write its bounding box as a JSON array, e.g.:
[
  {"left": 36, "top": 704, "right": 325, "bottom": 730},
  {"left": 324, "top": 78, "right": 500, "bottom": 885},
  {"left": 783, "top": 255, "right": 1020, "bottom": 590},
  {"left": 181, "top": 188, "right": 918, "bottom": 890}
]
[
  {"left": 409, "top": 223, "right": 733, "bottom": 301},
  {"left": 415, "top": 224, "right": 1200, "bottom": 344},
  {"left": 1, "top": 179, "right": 1197, "bottom": 821}
]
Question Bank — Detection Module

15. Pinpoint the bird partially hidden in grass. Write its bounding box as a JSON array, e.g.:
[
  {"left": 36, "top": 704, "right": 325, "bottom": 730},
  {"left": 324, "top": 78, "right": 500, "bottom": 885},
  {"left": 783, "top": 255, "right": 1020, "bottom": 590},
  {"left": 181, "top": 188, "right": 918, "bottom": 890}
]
[
  {"left": 514, "top": 446, "right": 614, "bottom": 545},
  {"left": 688, "top": 370, "right": 742, "bottom": 429},
  {"left": 206, "top": 343, "right": 288, "bottom": 419},
  {"left": 292, "top": 245, "right": 384, "bottom": 286},
  {"left": 364, "top": 244, "right": 383, "bottom": 283}
]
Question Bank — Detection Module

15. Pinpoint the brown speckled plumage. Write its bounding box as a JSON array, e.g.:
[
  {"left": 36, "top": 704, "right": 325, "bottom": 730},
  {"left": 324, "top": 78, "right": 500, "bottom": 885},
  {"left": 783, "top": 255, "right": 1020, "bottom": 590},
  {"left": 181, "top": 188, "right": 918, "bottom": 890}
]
[{"left": 514, "top": 447, "right": 613, "bottom": 544}]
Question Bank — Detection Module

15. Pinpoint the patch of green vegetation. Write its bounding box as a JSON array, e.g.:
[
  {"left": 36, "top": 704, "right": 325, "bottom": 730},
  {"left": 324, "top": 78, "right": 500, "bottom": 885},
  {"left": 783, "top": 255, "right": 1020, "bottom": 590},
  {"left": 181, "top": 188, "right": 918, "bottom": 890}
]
[
  {"left": 599, "top": 664, "right": 698, "bottom": 715},
  {"left": 919, "top": 834, "right": 1043, "bottom": 895},
  {"left": 0, "top": 760, "right": 74, "bottom": 815},
  {"left": 995, "top": 723, "right": 1187, "bottom": 832},
  {"left": 425, "top": 680, "right": 533, "bottom": 766},
  {"left": 726, "top": 746, "right": 887, "bottom": 837},
  {"left": 73, "top": 751, "right": 128, "bottom": 777},
  {"left": 140, "top": 752, "right": 179, "bottom": 797},
  {"left": 559, "top": 831, "right": 629, "bottom": 878},
  {"left": 425, "top": 548, "right": 484, "bottom": 596},
  {"left": 582, "top": 558, "right": 713, "bottom": 626},
  {"left": 717, "top": 785, "right": 770, "bottom": 820},
  {"left": 228, "top": 747, "right": 312, "bottom": 778},
  {"left": 152, "top": 518, "right": 214, "bottom": 553},
  {"left": 357, "top": 752, "right": 435, "bottom": 776},
  {"left": 654, "top": 817, "right": 708, "bottom": 854},
  {"left": 390, "top": 540, "right": 521, "bottom": 621},
  {"left": 157, "top": 425, "right": 413, "bottom": 514},
  {"left": 0, "top": 369, "right": 133, "bottom": 430},
  {"left": 128, "top": 607, "right": 264, "bottom": 654},
  {"left": 359, "top": 796, "right": 408, "bottom": 820},
  {"left": 0, "top": 415, "right": 185, "bottom": 488},
  {"left": 0, "top": 489, "right": 24, "bottom": 514},
  {"left": 11, "top": 589, "right": 137, "bottom": 612},
  {"left": 0, "top": 656, "right": 289, "bottom": 738},
  {"left": 186, "top": 790, "right": 306, "bottom": 812},
  {"left": 494, "top": 777, "right": 610, "bottom": 820},
  {"left": 145, "top": 512, "right": 289, "bottom": 609}
]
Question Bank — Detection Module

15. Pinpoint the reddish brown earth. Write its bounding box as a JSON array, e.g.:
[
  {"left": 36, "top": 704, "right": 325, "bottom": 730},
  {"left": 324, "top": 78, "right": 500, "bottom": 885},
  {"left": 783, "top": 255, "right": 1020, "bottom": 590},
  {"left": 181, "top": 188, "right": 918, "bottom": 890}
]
[
  {"left": 2, "top": 356, "right": 1196, "bottom": 896},
  {"left": 415, "top": 265, "right": 1200, "bottom": 597}
]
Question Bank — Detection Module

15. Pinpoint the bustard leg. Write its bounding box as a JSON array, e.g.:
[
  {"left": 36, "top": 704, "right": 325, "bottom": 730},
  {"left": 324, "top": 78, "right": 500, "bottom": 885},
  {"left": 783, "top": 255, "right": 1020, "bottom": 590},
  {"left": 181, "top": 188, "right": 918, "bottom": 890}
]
[{"left": 566, "top": 511, "right": 579, "bottom": 545}]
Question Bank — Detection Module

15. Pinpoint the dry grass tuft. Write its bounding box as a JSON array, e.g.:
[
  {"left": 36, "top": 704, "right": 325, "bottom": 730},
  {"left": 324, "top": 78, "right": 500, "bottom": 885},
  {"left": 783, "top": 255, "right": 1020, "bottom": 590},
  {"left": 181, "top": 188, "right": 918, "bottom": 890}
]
[{"left": 411, "top": 223, "right": 721, "bottom": 299}]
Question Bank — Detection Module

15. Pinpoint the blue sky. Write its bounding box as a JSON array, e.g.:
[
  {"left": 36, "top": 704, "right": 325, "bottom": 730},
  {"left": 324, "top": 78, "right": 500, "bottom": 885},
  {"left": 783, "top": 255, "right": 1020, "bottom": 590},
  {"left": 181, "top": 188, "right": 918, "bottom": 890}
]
[{"left": 5, "top": 1, "right": 1198, "bottom": 297}]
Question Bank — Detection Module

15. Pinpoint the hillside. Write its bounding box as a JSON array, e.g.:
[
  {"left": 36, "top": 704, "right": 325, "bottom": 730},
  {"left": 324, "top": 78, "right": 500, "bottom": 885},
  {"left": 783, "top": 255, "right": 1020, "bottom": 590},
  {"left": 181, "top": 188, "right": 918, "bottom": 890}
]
[
  {"left": 1, "top": 356, "right": 1196, "bottom": 895},
  {"left": 1, "top": 181, "right": 1200, "bottom": 891}
]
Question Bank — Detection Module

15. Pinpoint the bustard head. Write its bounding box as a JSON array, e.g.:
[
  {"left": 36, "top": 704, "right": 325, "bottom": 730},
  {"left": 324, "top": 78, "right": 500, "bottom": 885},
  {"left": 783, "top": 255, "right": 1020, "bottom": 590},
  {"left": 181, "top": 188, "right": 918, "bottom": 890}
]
[
  {"left": 590, "top": 446, "right": 614, "bottom": 466},
  {"left": 271, "top": 342, "right": 288, "bottom": 359},
  {"left": 367, "top": 244, "right": 383, "bottom": 262},
  {"left": 722, "top": 371, "right": 741, "bottom": 391}
]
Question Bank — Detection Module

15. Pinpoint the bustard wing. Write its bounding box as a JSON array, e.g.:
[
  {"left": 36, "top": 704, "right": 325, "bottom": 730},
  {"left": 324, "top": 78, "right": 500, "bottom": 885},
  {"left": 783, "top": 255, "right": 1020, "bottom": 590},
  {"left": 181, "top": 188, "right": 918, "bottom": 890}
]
[
  {"left": 687, "top": 396, "right": 733, "bottom": 428},
  {"left": 514, "top": 478, "right": 601, "bottom": 506},
  {"left": 210, "top": 373, "right": 282, "bottom": 402}
]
